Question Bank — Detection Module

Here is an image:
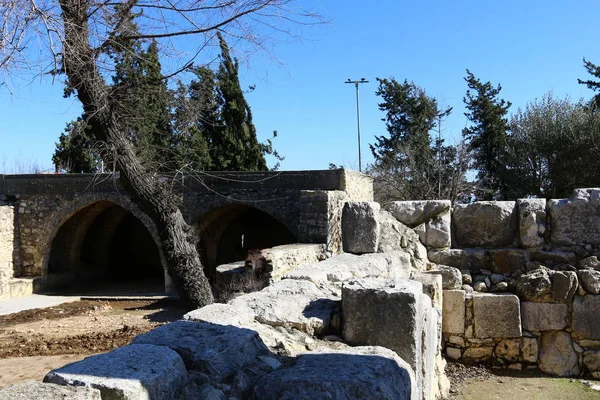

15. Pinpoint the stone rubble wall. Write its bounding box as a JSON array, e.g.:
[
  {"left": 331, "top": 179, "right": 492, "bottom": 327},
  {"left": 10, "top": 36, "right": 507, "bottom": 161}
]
[
  {"left": 384, "top": 188, "right": 600, "bottom": 377},
  {"left": 0, "top": 205, "right": 14, "bottom": 300}
]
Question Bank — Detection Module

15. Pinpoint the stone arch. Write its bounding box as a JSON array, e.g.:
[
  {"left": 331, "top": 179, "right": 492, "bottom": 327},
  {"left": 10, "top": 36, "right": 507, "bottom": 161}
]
[
  {"left": 196, "top": 203, "right": 297, "bottom": 281},
  {"left": 40, "top": 194, "right": 166, "bottom": 292}
]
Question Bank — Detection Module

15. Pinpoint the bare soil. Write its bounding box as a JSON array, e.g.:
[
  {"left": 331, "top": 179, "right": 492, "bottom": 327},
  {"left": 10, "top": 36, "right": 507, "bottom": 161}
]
[
  {"left": 447, "top": 362, "right": 600, "bottom": 400},
  {"left": 0, "top": 299, "right": 184, "bottom": 388}
]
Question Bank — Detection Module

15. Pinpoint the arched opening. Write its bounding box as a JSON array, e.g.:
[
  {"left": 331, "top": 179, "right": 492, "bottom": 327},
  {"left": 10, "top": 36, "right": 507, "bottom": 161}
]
[
  {"left": 47, "top": 201, "right": 164, "bottom": 294},
  {"left": 198, "top": 204, "right": 296, "bottom": 282}
]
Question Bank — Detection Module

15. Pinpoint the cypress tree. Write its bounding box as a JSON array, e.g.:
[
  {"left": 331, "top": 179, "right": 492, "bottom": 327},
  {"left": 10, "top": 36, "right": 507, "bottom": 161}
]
[{"left": 462, "top": 70, "right": 511, "bottom": 200}]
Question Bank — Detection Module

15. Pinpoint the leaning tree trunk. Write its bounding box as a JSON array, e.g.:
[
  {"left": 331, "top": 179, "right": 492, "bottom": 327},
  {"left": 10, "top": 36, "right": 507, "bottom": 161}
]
[{"left": 59, "top": 0, "right": 213, "bottom": 310}]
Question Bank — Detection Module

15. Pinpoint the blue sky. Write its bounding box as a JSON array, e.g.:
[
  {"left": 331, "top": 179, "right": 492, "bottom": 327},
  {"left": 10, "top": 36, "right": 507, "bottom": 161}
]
[{"left": 1, "top": 0, "right": 598, "bottom": 172}]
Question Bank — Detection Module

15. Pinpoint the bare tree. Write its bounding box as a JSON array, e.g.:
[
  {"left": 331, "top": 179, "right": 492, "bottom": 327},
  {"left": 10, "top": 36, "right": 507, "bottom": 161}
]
[{"left": 0, "top": 1, "right": 323, "bottom": 310}]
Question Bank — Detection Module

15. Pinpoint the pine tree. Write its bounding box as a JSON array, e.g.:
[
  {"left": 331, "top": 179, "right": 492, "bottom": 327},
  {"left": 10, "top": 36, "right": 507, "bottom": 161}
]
[
  {"left": 462, "top": 70, "right": 511, "bottom": 200},
  {"left": 52, "top": 118, "right": 100, "bottom": 173},
  {"left": 578, "top": 58, "right": 600, "bottom": 109}
]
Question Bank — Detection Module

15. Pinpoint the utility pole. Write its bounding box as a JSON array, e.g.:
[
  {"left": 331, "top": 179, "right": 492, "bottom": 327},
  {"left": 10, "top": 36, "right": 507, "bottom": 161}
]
[{"left": 345, "top": 78, "right": 369, "bottom": 172}]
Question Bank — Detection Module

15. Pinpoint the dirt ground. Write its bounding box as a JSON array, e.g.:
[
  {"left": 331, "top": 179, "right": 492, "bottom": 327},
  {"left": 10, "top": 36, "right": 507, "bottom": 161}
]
[
  {"left": 446, "top": 362, "right": 600, "bottom": 400},
  {"left": 1, "top": 300, "right": 600, "bottom": 399},
  {"left": 0, "top": 299, "right": 185, "bottom": 388}
]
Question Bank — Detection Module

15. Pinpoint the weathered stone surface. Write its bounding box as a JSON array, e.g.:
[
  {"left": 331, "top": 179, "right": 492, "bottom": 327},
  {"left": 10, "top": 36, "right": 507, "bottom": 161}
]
[
  {"left": 184, "top": 303, "right": 255, "bottom": 326},
  {"left": 446, "top": 347, "right": 462, "bottom": 360},
  {"left": 453, "top": 201, "right": 517, "bottom": 247},
  {"left": 578, "top": 256, "right": 600, "bottom": 270},
  {"left": 435, "top": 265, "right": 462, "bottom": 290},
  {"left": 131, "top": 321, "right": 268, "bottom": 378},
  {"left": 573, "top": 295, "right": 600, "bottom": 339},
  {"left": 283, "top": 251, "right": 411, "bottom": 286},
  {"left": 342, "top": 278, "right": 435, "bottom": 400},
  {"left": 427, "top": 248, "right": 490, "bottom": 272},
  {"left": 0, "top": 382, "right": 101, "bottom": 400},
  {"left": 583, "top": 350, "right": 600, "bottom": 372},
  {"left": 378, "top": 211, "right": 428, "bottom": 270},
  {"left": 548, "top": 188, "right": 600, "bottom": 246},
  {"left": 253, "top": 346, "right": 417, "bottom": 400},
  {"left": 229, "top": 279, "right": 339, "bottom": 335},
  {"left": 516, "top": 268, "right": 552, "bottom": 301},
  {"left": 473, "top": 281, "right": 487, "bottom": 292},
  {"left": 342, "top": 202, "right": 380, "bottom": 254},
  {"left": 489, "top": 249, "right": 529, "bottom": 274},
  {"left": 250, "top": 244, "right": 328, "bottom": 282},
  {"left": 521, "top": 302, "right": 568, "bottom": 331},
  {"left": 412, "top": 272, "right": 443, "bottom": 310},
  {"left": 462, "top": 347, "right": 493, "bottom": 361},
  {"left": 529, "top": 250, "right": 577, "bottom": 266},
  {"left": 552, "top": 270, "right": 578, "bottom": 303},
  {"left": 521, "top": 337, "right": 539, "bottom": 363},
  {"left": 495, "top": 339, "right": 521, "bottom": 362},
  {"left": 415, "top": 211, "right": 451, "bottom": 249},
  {"left": 389, "top": 200, "right": 451, "bottom": 227},
  {"left": 517, "top": 198, "right": 546, "bottom": 248},
  {"left": 442, "top": 290, "right": 466, "bottom": 335},
  {"left": 539, "top": 331, "right": 580, "bottom": 376},
  {"left": 473, "top": 294, "right": 522, "bottom": 338},
  {"left": 44, "top": 344, "right": 188, "bottom": 400},
  {"left": 578, "top": 269, "right": 600, "bottom": 294}
]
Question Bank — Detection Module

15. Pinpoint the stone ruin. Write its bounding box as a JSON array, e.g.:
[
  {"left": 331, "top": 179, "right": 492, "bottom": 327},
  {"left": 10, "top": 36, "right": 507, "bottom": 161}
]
[{"left": 4, "top": 186, "right": 600, "bottom": 398}]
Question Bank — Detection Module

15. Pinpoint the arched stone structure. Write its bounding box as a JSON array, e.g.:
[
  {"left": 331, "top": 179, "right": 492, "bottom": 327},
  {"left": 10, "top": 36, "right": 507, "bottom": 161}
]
[
  {"left": 196, "top": 203, "right": 297, "bottom": 281},
  {"left": 41, "top": 197, "right": 166, "bottom": 293}
]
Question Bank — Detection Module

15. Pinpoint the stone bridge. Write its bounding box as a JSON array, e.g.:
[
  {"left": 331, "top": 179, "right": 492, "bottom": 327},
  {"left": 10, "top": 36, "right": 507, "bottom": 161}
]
[{"left": 0, "top": 169, "right": 372, "bottom": 299}]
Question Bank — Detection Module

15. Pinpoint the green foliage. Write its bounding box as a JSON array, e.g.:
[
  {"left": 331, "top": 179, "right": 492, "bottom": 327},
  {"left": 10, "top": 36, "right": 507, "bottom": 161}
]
[
  {"left": 462, "top": 70, "right": 511, "bottom": 199},
  {"left": 578, "top": 58, "right": 600, "bottom": 109},
  {"left": 369, "top": 77, "right": 469, "bottom": 203},
  {"left": 507, "top": 93, "right": 600, "bottom": 198},
  {"left": 54, "top": 24, "right": 275, "bottom": 173},
  {"left": 52, "top": 118, "right": 100, "bottom": 173}
]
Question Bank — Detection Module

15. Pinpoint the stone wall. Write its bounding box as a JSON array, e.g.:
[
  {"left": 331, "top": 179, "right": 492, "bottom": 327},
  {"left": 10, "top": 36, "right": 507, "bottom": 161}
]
[{"left": 0, "top": 205, "right": 14, "bottom": 300}]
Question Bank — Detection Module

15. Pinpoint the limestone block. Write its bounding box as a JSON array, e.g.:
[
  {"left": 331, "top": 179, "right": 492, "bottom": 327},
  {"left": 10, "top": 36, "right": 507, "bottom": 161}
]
[
  {"left": 0, "top": 382, "right": 101, "bottom": 400},
  {"left": 131, "top": 321, "right": 269, "bottom": 378},
  {"left": 539, "top": 331, "right": 580, "bottom": 376},
  {"left": 44, "top": 344, "right": 188, "bottom": 400},
  {"left": 342, "top": 202, "right": 380, "bottom": 254},
  {"left": 552, "top": 270, "right": 578, "bottom": 303},
  {"left": 473, "top": 294, "right": 522, "bottom": 338},
  {"left": 415, "top": 211, "right": 451, "bottom": 249},
  {"left": 521, "top": 337, "right": 539, "bottom": 363},
  {"left": 521, "top": 302, "right": 568, "bottom": 331},
  {"left": 489, "top": 249, "right": 529, "bottom": 274},
  {"left": 548, "top": 189, "right": 600, "bottom": 246},
  {"left": 427, "top": 248, "right": 490, "bottom": 271},
  {"left": 529, "top": 250, "right": 577, "bottom": 266},
  {"left": 578, "top": 269, "right": 600, "bottom": 294},
  {"left": 446, "top": 347, "right": 462, "bottom": 360},
  {"left": 442, "top": 290, "right": 466, "bottom": 335},
  {"left": 462, "top": 347, "right": 493, "bottom": 362},
  {"left": 342, "top": 278, "right": 435, "bottom": 400},
  {"left": 453, "top": 201, "right": 517, "bottom": 247},
  {"left": 435, "top": 265, "right": 462, "bottom": 290},
  {"left": 583, "top": 350, "right": 600, "bottom": 372},
  {"left": 378, "top": 211, "right": 427, "bottom": 270},
  {"left": 253, "top": 346, "right": 417, "bottom": 400},
  {"left": 412, "top": 272, "right": 443, "bottom": 310},
  {"left": 283, "top": 251, "right": 411, "bottom": 286},
  {"left": 517, "top": 198, "right": 546, "bottom": 248},
  {"left": 229, "top": 279, "right": 339, "bottom": 336},
  {"left": 257, "top": 243, "right": 328, "bottom": 282},
  {"left": 573, "top": 295, "right": 600, "bottom": 339},
  {"left": 516, "top": 268, "right": 552, "bottom": 302},
  {"left": 184, "top": 303, "right": 255, "bottom": 326},
  {"left": 495, "top": 338, "right": 521, "bottom": 362},
  {"left": 389, "top": 200, "right": 451, "bottom": 227},
  {"left": 578, "top": 256, "right": 600, "bottom": 270}
]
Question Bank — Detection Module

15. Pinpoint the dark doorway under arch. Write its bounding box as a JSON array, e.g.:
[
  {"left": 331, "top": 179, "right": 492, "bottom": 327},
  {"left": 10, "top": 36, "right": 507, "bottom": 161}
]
[
  {"left": 198, "top": 205, "right": 296, "bottom": 281},
  {"left": 47, "top": 201, "right": 164, "bottom": 294}
]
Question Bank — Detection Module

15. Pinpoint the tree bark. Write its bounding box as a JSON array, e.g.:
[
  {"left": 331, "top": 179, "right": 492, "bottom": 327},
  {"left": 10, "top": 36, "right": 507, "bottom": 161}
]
[{"left": 59, "top": 0, "right": 213, "bottom": 310}]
